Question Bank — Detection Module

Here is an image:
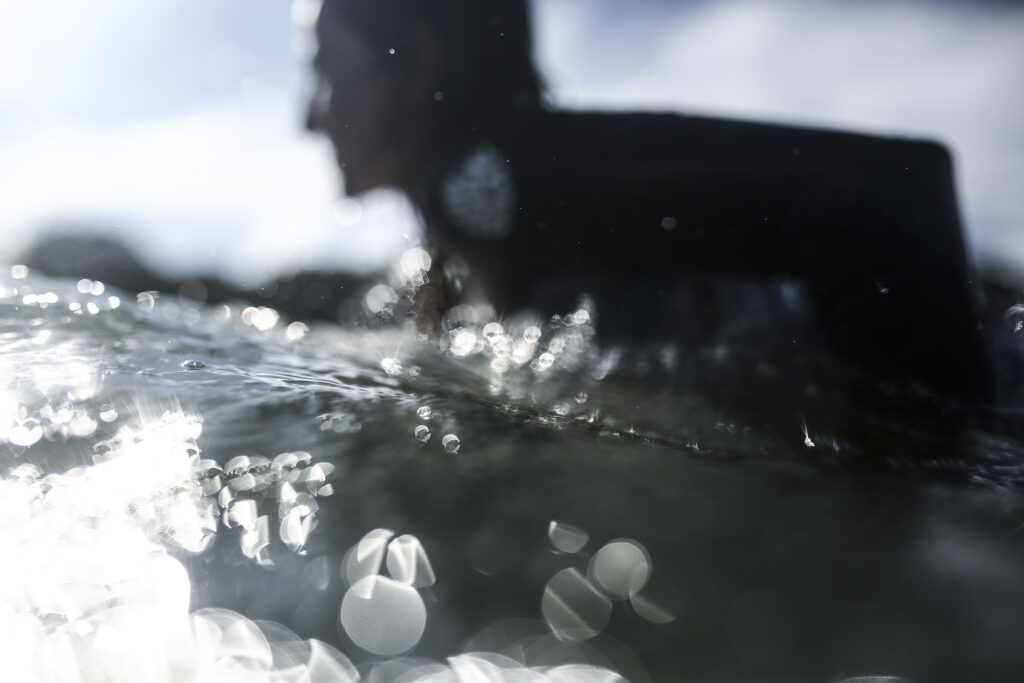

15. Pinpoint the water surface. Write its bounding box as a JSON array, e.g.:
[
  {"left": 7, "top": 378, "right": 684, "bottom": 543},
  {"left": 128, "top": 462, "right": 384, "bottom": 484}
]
[{"left": 2, "top": 267, "right": 1024, "bottom": 682}]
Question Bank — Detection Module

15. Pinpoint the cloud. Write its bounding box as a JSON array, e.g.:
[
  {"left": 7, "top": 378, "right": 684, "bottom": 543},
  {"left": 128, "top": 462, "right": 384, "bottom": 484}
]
[{"left": 0, "top": 95, "right": 418, "bottom": 281}]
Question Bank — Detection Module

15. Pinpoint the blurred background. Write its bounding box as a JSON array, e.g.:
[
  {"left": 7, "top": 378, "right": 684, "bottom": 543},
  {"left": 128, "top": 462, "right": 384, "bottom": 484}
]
[{"left": 1, "top": 0, "right": 1022, "bottom": 286}]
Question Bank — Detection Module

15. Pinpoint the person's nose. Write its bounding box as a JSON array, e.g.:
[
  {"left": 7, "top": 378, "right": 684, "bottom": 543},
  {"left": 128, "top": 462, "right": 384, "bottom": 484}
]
[{"left": 305, "top": 76, "right": 332, "bottom": 133}]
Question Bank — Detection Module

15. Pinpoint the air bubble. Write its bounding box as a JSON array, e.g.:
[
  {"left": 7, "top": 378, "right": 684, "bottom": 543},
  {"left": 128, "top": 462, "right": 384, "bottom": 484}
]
[
  {"left": 524, "top": 326, "right": 542, "bottom": 343},
  {"left": 442, "top": 434, "right": 461, "bottom": 453},
  {"left": 416, "top": 406, "right": 432, "bottom": 420},
  {"left": 181, "top": 360, "right": 205, "bottom": 370}
]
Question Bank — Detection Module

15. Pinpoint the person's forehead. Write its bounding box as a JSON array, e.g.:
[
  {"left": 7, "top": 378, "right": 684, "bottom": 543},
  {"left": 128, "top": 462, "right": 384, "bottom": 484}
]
[
  {"left": 314, "top": 4, "right": 376, "bottom": 51},
  {"left": 311, "top": 7, "right": 379, "bottom": 68}
]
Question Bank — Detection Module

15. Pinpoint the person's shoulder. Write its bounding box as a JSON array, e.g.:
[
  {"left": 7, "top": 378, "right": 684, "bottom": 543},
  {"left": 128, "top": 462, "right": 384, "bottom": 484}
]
[{"left": 503, "top": 108, "right": 952, "bottom": 165}]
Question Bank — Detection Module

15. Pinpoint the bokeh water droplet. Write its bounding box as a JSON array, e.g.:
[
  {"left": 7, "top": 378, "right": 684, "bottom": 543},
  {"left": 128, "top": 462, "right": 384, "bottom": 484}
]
[
  {"left": 450, "top": 330, "right": 478, "bottom": 357},
  {"left": 541, "top": 568, "right": 612, "bottom": 642},
  {"left": 339, "top": 575, "right": 427, "bottom": 656},
  {"left": 548, "top": 520, "right": 589, "bottom": 554},
  {"left": 342, "top": 528, "right": 395, "bottom": 587},
  {"left": 8, "top": 420, "right": 42, "bottom": 447},
  {"left": 588, "top": 539, "right": 651, "bottom": 599},
  {"left": 286, "top": 321, "right": 309, "bottom": 341},
  {"left": 386, "top": 534, "right": 436, "bottom": 587},
  {"left": 442, "top": 434, "right": 461, "bottom": 453}
]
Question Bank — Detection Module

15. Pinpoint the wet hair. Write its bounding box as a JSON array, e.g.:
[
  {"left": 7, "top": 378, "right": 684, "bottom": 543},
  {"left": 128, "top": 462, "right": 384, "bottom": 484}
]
[{"left": 320, "top": 0, "right": 544, "bottom": 119}]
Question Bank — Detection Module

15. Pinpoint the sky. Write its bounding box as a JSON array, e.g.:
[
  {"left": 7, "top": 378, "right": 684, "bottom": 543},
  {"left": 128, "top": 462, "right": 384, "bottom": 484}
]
[{"left": 1, "top": 0, "right": 1022, "bottom": 283}]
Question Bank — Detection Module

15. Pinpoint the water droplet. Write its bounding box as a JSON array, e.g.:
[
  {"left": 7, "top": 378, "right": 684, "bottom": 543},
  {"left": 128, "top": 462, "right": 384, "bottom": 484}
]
[
  {"left": 224, "top": 455, "right": 251, "bottom": 475},
  {"left": 523, "top": 326, "right": 542, "bottom": 343},
  {"left": 532, "top": 352, "right": 555, "bottom": 372},
  {"left": 245, "top": 306, "right": 279, "bottom": 331},
  {"left": 802, "top": 423, "right": 815, "bottom": 448},
  {"left": 399, "top": 247, "right": 432, "bottom": 281},
  {"left": 137, "top": 291, "right": 157, "bottom": 311},
  {"left": 414, "top": 425, "right": 431, "bottom": 443},
  {"left": 342, "top": 528, "right": 395, "bottom": 586},
  {"left": 569, "top": 308, "right": 591, "bottom": 325},
  {"left": 340, "top": 575, "right": 427, "bottom": 656},
  {"left": 512, "top": 339, "right": 535, "bottom": 365},
  {"left": 280, "top": 506, "right": 316, "bottom": 552},
  {"left": 67, "top": 412, "right": 97, "bottom": 438},
  {"left": 386, "top": 534, "right": 436, "bottom": 587},
  {"left": 416, "top": 406, "right": 432, "bottom": 420},
  {"left": 181, "top": 359, "right": 205, "bottom": 370},
  {"left": 286, "top": 321, "right": 309, "bottom": 341},
  {"left": 10, "top": 264, "right": 29, "bottom": 279},
  {"left": 541, "top": 568, "right": 612, "bottom": 641},
  {"left": 77, "top": 278, "right": 93, "bottom": 294},
  {"left": 227, "top": 499, "right": 258, "bottom": 530},
  {"left": 450, "top": 330, "right": 477, "bottom": 357},
  {"left": 483, "top": 321, "right": 504, "bottom": 340},
  {"left": 442, "top": 434, "right": 461, "bottom": 453},
  {"left": 548, "top": 520, "right": 589, "bottom": 554},
  {"left": 365, "top": 284, "right": 399, "bottom": 315},
  {"left": 240, "top": 515, "right": 270, "bottom": 558},
  {"left": 8, "top": 420, "right": 42, "bottom": 447},
  {"left": 588, "top": 539, "right": 651, "bottom": 599},
  {"left": 574, "top": 392, "right": 588, "bottom": 404},
  {"left": 381, "top": 357, "right": 403, "bottom": 375}
]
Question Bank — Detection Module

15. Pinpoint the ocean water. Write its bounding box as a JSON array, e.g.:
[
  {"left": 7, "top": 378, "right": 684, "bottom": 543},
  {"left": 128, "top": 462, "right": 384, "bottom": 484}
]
[{"left": 2, "top": 265, "right": 1024, "bottom": 683}]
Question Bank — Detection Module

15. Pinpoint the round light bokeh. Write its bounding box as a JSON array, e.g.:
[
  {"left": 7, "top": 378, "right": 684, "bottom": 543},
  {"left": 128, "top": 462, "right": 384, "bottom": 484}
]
[
  {"left": 588, "top": 539, "right": 651, "bottom": 600},
  {"left": 541, "top": 568, "right": 612, "bottom": 642},
  {"left": 339, "top": 575, "right": 427, "bottom": 656},
  {"left": 385, "top": 534, "right": 436, "bottom": 588},
  {"left": 547, "top": 520, "right": 589, "bottom": 554}
]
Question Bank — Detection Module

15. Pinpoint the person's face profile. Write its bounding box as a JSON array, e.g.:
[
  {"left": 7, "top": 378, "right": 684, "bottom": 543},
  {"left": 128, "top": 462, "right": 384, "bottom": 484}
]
[{"left": 307, "top": 5, "right": 405, "bottom": 195}]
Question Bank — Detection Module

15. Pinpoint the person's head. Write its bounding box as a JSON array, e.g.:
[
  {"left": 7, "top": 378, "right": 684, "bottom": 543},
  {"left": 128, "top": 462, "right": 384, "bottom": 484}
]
[{"left": 305, "top": 0, "right": 544, "bottom": 196}]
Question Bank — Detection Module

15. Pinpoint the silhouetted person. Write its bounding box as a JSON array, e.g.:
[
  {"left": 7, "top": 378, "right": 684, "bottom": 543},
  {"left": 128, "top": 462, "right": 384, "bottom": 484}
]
[{"left": 305, "top": 0, "right": 991, "bottom": 399}]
